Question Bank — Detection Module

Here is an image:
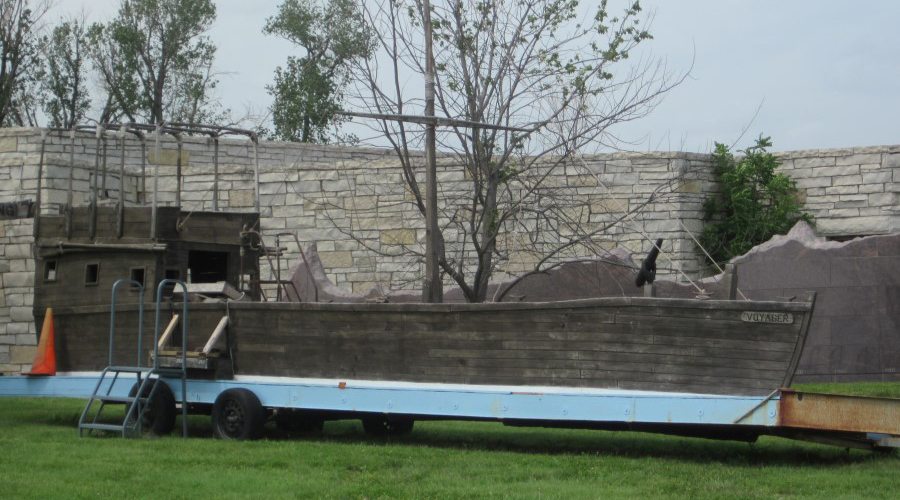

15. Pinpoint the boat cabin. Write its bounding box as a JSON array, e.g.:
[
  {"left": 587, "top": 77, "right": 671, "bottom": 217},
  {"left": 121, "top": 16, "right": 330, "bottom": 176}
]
[{"left": 33, "top": 205, "right": 261, "bottom": 312}]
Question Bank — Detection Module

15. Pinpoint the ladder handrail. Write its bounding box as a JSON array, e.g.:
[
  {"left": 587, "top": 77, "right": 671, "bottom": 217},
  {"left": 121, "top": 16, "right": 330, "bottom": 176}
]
[{"left": 154, "top": 279, "right": 189, "bottom": 437}]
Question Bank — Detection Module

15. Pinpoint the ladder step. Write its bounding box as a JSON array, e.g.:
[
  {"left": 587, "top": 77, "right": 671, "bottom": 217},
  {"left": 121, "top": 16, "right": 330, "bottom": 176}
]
[
  {"left": 93, "top": 395, "right": 136, "bottom": 404},
  {"left": 107, "top": 366, "right": 152, "bottom": 374},
  {"left": 80, "top": 423, "right": 127, "bottom": 432},
  {"left": 155, "top": 367, "right": 187, "bottom": 377}
]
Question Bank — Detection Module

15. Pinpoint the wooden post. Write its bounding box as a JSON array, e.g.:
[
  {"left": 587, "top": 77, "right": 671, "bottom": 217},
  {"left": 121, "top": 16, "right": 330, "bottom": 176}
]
[
  {"left": 101, "top": 133, "right": 108, "bottom": 197},
  {"left": 151, "top": 124, "right": 160, "bottom": 240},
  {"left": 175, "top": 136, "right": 183, "bottom": 209},
  {"left": 89, "top": 126, "right": 101, "bottom": 239},
  {"left": 422, "top": 0, "right": 442, "bottom": 303},
  {"left": 139, "top": 136, "right": 146, "bottom": 204},
  {"left": 252, "top": 136, "right": 260, "bottom": 214},
  {"left": 65, "top": 129, "right": 75, "bottom": 238},
  {"left": 33, "top": 130, "right": 46, "bottom": 240},
  {"left": 212, "top": 137, "right": 219, "bottom": 211},
  {"left": 117, "top": 126, "right": 126, "bottom": 238},
  {"left": 724, "top": 263, "right": 738, "bottom": 300}
]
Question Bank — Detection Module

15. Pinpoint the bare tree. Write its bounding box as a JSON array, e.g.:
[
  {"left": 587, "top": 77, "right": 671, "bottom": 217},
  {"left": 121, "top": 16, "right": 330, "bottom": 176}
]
[
  {"left": 346, "top": 0, "right": 688, "bottom": 302},
  {"left": 0, "top": 0, "right": 52, "bottom": 126}
]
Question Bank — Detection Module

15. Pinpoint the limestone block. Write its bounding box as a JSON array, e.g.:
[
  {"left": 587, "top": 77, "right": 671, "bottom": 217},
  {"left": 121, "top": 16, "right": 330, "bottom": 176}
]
[
  {"left": 832, "top": 175, "right": 863, "bottom": 187},
  {"left": 859, "top": 184, "right": 883, "bottom": 194},
  {"left": 296, "top": 169, "right": 338, "bottom": 181},
  {"left": 568, "top": 175, "right": 598, "bottom": 187},
  {"left": 229, "top": 189, "right": 256, "bottom": 207},
  {"left": 0, "top": 364, "right": 23, "bottom": 374},
  {"left": 793, "top": 157, "right": 836, "bottom": 169},
  {"left": 15, "top": 333, "right": 36, "bottom": 345},
  {"left": 868, "top": 192, "right": 897, "bottom": 207},
  {"left": 835, "top": 153, "right": 882, "bottom": 166},
  {"left": 610, "top": 173, "right": 639, "bottom": 186},
  {"left": 9, "top": 306, "right": 33, "bottom": 322},
  {"left": 437, "top": 171, "right": 466, "bottom": 183},
  {"left": 824, "top": 186, "right": 858, "bottom": 195},
  {"left": 835, "top": 199, "right": 869, "bottom": 209},
  {"left": 0, "top": 223, "right": 5, "bottom": 238},
  {"left": 675, "top": 180, "right": 703, "bottom": 194},
  {"left": 381, "top": 228, "right": 416, "bottom": 246},
  {"left": 591, "top": 199, "right": 629, "bottom": 214},
  {"left": 794, "top": 177, "right": 831, "bottom": 189},
  {"left": 884, "top": 153, "right": 900, "bottom": 168},
  {"left": 5, "top": 243, "right": 31, "bottom": 258},
  {"left": 861, "top": 172, "right": 892, "bottom": 184},
  {"left": 346, "top": 195, "right": 377, "bottom": 211},
  {"left": 146, "top": 149, "right": 190, "bottom": 166},
  {"left": 858, "top": 207, "right": 882, "bottom": 217},
  {"left": 322, "top": 179, "right": 351, "bottom": 192},
  {"left": 319, "top": 251, "right": 354, "bottom": 269},
  {"left": 0, "top": 136, "right": 17, "bottom": 152},
  {"left": 10, "top": 345, "right": 35, "bottom": 364},
  {"left": 3, "top": 272, "right": 33, "bottom": 288}
]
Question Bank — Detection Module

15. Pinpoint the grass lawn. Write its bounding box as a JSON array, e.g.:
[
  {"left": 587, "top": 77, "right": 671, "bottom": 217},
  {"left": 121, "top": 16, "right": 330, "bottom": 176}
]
[{"left": 0, "top": 382, "right": 897, "bottom": 500}]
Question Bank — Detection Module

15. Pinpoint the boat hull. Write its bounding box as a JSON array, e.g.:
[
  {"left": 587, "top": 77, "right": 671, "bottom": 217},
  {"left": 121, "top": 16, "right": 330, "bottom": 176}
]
[{"left": 42, "top": 295, "right": 814, "bottom": 397}]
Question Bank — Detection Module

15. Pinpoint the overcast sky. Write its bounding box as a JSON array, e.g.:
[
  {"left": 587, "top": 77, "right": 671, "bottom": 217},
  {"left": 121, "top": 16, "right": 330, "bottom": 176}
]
[{"left": 56, "top": 0, "right": 900, "bottom": 154}]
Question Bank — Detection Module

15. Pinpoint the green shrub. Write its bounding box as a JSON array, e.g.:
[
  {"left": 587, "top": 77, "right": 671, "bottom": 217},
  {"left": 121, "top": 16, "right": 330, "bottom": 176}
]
[{"left": 699, "top": 136, "right": 812, "bottom": 265}]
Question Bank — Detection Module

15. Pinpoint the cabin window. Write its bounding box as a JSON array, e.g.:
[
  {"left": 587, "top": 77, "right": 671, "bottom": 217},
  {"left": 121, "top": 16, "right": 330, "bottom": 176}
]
[
  {"left": 84, "top": 263, "right": 100, "bottom": 286},
  {"left": 130, "top": 268, "right": 145, "bottom": 289},
  {"left": 43, "top": 260, "right": 58, "bottom": 282},
  {"left": 188, "top": 250, "right": 228, "bottom": 283}
]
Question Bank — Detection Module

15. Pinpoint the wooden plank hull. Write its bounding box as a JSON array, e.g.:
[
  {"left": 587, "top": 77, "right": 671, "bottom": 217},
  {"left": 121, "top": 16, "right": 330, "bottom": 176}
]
[{"left": 43, "top": 295, "right": 815, "bottom": 397}]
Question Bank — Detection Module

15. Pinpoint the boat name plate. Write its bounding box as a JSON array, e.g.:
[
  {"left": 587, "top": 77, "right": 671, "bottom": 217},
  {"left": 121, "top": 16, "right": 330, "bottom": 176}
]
[{"left": 740, "top": 311, "right": 793, "bottom": 324}]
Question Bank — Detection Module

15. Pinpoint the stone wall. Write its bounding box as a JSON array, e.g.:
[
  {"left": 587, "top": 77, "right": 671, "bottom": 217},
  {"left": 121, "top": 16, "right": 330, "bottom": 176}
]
[
  {"left": 0, "top": 126, "right": 898, "bottom": 373},
  {"left": 776, "top": 146, "right": 900, "bottom": 237}
]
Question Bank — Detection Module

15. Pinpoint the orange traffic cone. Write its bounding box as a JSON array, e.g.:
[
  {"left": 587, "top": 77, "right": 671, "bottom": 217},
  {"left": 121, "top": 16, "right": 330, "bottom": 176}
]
[{"left": 22, "top": 308, "right": 56, "bottom": 376}]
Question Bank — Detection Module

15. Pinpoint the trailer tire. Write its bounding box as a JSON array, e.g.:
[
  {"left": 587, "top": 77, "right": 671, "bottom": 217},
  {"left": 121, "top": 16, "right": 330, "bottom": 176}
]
[
  {"left": 362, "top": 417, "right": 414, "bottom": 436},
  {"left": 212, "top": 388, "right": 265, "bottom": 440},
  {"left": 126, "top": 380, "right": 176, "bottom": 436}
]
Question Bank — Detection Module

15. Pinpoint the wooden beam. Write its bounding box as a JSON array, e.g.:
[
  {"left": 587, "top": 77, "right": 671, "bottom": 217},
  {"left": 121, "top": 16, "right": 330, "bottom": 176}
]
[
  {"left": 157, "top": 314, "right": 181, "bottom": 349},
  {"left": 202, "top": 316, "right": 230, "bottom": 355},
  {"left": 337, "top": 110, "right": 534, "bottom": 133}
]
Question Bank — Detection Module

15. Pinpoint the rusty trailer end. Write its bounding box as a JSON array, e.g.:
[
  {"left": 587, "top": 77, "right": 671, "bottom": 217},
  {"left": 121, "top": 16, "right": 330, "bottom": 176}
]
[{"left": 773, "top": 389, "right": 900, "bottom": 451}]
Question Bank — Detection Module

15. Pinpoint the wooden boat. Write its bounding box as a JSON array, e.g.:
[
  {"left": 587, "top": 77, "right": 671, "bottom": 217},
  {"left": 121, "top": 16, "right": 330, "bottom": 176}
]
[{"left": 33, "top": 206, "right": 815, "bottom": 398}]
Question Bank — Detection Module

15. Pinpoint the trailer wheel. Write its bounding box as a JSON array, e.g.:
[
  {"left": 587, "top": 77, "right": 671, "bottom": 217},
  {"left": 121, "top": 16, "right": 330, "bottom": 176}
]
[
  {"left": 126, "top": 380, "right": 176, "bottom": 435},
  {"left": 362, "top": 417, "right": 414, "bottom": 436},
  {"left": 212, "top": 388, "right": 265, "bottom": 440}
]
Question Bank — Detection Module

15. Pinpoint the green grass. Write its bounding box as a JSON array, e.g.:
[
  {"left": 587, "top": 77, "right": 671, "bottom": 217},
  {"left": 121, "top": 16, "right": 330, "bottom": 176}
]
[
  {"left": 792, "top": 381, "right": 900, "bottom": 399},
  {"left": 0, "top": 383, "right": 897, "bottom": 500}
]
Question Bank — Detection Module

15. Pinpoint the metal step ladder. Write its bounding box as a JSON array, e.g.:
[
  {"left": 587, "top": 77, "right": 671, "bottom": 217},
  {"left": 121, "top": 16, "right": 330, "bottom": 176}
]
[{"left": 78, "top": 279, "right": 191, "bottom": 437}]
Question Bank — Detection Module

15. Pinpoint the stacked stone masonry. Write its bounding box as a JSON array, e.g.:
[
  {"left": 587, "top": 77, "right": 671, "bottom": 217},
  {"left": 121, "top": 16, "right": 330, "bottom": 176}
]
[{"left": 0, "top": 126, "right": 897, "bottom": 373}]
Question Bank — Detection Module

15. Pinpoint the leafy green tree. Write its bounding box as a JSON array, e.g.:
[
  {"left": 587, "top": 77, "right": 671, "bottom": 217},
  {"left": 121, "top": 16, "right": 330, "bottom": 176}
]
[
  {"left": 40, "top": 18, "right": 91, "bottom": 128},
  {"left": 87, "top": 0, "right": 223, "bottom": 124},
  {"left": 0, "top": 0, "right": 51, "bottom": 126},
  {"left": 699, "top": 136, "right": 813, "bottom": 264},
  {"left": 264, "top": 0, "right": 374, "bottom": 143}
]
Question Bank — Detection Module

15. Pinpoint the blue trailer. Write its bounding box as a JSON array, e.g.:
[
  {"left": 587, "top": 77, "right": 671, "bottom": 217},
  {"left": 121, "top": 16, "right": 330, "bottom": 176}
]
[{"left": 1, "top": 369, "right": 898, "bottom": 451}]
